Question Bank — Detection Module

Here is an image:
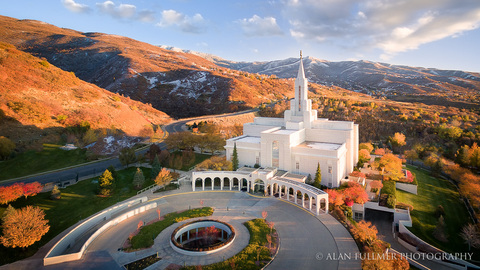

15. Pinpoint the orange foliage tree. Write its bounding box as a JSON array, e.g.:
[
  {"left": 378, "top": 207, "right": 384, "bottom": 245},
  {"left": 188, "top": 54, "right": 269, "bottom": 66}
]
[
  {"left": 21, "top": 182, "right": 43, "bottom": 199},
  {"left": 343, "top": 182, "right": 369, "bottom": 205},
  {"left": 0, "top": 205, "right": 50, "bottom": 248},
  {"left": 369, "top": 180, "right": 383, "bottom": 192},
  {"left": 0, "top": 183, "right": 24, "bottom": 205},
  {"left": 351, "top": 220, "right": 378, "bottom": 246},
  {"left": 359, "top": 149, "right": 371, "bottom": 163},
  {"left": 326, "top": 189, "right": 344, "bottom": 208}
]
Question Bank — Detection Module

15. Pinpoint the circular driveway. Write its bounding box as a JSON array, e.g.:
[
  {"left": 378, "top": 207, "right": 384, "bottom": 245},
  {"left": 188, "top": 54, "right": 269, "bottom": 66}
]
[{"left": 86, "top": 191, "right": 359, "bottom": 269}]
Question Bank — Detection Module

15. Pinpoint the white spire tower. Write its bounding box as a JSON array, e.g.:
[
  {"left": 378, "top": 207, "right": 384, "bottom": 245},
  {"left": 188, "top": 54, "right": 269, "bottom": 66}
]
[
  {"left": 284, "top": 50, "right": 317, "bottom": 129},
  {"left": 294, "top": 50, "right": 309, "bottom": 115}
]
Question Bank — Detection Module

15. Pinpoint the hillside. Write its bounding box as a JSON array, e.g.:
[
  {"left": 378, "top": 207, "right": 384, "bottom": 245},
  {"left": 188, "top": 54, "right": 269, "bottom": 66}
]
[
  {"left": 0, "top": 15, "right": 296, "bottom": 118},
  {"left": 0, "top": 42, "right": 170, "bottom": 150},
  {"left": 208, "top": 55, "right": 480, "bottom": 110}
]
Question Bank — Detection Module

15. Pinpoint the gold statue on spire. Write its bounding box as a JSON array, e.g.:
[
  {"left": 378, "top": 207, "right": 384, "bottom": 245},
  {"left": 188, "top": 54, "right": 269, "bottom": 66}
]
[{"left": 300, "top": 50, "right": 302, "bottom": 59}]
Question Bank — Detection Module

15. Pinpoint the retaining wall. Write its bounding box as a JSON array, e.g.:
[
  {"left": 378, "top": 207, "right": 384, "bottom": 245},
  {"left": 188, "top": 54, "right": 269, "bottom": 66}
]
[
  {"left": 395, "top": 182, "right": 417, "bottom": 195},
  {"left": 44, "top": 196, "right": 150, "bottom": 266}
]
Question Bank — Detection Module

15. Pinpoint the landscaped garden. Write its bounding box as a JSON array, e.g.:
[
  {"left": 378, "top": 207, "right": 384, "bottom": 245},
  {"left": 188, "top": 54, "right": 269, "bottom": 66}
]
[
  {"left": 127, "top": 207, "right": 214, "bottom": 250},
  {"left": 0, "top": 166, "right": 154, "bottom": 265},
  {"left": 396, "top": 165, "right": 480, "bottom": 260},
  {"left": 182, "top": 218, "right": 277, "bottom": 270}
]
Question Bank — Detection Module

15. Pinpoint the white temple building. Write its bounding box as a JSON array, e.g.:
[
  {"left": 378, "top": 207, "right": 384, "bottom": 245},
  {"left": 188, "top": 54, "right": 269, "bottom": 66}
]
[{"left": 225, "top": 53, "right": 359, "bottom": 188}]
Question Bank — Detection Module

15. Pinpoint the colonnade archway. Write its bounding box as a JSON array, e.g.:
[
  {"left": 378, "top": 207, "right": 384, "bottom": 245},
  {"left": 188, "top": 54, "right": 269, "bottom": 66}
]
[{"left": 191, "top": 171, "right": 328, "bottom": 215}]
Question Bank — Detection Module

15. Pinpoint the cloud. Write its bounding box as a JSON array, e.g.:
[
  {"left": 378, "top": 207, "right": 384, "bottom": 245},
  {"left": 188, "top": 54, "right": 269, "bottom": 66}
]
[
  {"left": 157, "top": 10, "right": 206, "bottom": 33},
  {"left": 96, "top": 1, "right": 136, "bottom": 19},
  {"left": 137, "top": 10, "right": 155, "bottom": 23},
  {"left": 238, "top": 15, "right": 283, "bottom": 37},
  {"left": 283, "top": 0, "right": 480, "bottom": 58},
  {"left": 62, "top": 0, "right": 91, "bottom": 13}
]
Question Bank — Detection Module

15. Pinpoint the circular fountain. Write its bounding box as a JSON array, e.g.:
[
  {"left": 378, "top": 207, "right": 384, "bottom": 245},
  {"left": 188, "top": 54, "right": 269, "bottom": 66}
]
[{"left": 170, "top": 219, "right": 236, "bottom": 256}]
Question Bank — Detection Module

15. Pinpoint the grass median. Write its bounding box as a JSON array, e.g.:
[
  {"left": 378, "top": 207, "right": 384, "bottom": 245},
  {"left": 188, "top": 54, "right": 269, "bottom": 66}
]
[{"left": 128, "top": 207, "right": 214, "bottom": 250}]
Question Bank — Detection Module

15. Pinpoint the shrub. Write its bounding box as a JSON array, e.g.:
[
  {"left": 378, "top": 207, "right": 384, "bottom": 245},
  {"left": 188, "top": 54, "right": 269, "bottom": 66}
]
[
  {"left": 396, "top": 202, "right": 414, "bottom": 211},
  {"left": 386, "top": 195, "right": 396, "bottom": 209}
]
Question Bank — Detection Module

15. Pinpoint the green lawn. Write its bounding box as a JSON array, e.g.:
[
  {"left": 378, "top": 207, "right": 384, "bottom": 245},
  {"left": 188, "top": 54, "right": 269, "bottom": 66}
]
[
  {"left": 396, "top": 165, "right": 480, "bottom": 260},
  {"left": 129, "top": 207, "right": 214, "bottom": 250},
  {"left": 0, "top": 166, "right": 154, "bottom": 265},
  {"left": 0, "top": 144, "right": 89, "bottom": 181}
]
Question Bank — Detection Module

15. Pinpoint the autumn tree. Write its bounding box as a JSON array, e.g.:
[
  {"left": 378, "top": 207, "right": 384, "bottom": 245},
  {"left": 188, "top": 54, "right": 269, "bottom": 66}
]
[
  {"left": 374, "top": 153, "right": 403, "bottom": 181},
  {"left": 51, "top": 185, "right": 61, "bottom": 200},
  {"left": 155, "top": 168, "right": 173, "bottom": 189},
  {"left": 205, "top": 135, "right": 225, "bottom": 155},
  {"left": 0, "top": 183, "right": 24, "bottom": 205},
  {"left": 314, "top": 163, "right": 322, "bottom": 188},
  {"left": 326, "top": 189, "right": 344, "bottom": 208},
  {"left": 351, "top": 220, "right": 378, "bottom": 246},
  {"left": 99, "top": 169, "right": 115, "bottom": 196},
  {"left": 460, "top": 223, "right": 480, "bottom": 251},
  {"left": 0, "top": 136, "right": 15, "bottom": 160},
  {"left": 119, "top": 147, "right": 136, "bottom": 167},
  {"left": 22, "top": 182, "right": 43, "bottom": 199},
  {"left": 404, "top": 149, "right": 418, "bottom": 161},
  {"left": 148, "top": 144, "right": 162, "bottom": 162},
  {"left": 359, "top": 142, "right": 374, "bottom": 153},
  {"left": 359, "top": 149, "right": 371, "bottom": 163},
  {"left": 369, "top": 180, "right": 383, "bottom": 192},
  {"left": 389, "top": 132, "right": 406, "bottom": 149},
  {"left": 158, "top": 149, "right": 170, "bottom": 167},
  {"left": 133, "top": 168, "right": 145, "bottom": 189},
  {"left": 196, "top": 156, "right": 232, "bottom": 171},
  {"left": 0, "top": 205, "right": 50, "bottom": 248},
  {"left": 343, "top": 182, "right": 369, "bottom": 205}
]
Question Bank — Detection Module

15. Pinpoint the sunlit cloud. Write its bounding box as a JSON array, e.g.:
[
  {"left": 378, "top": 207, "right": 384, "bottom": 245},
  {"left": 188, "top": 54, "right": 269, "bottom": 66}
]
[
  {"left": 96, "top": 1, "right": 136, "bottom": 19},
  {"left": 62, "top": 0, "right": 91, "bottom": 13},
  {"left": 157, "top": 10, "right": 207, "bottom": 34},
  {"left": 238, "top": 15, "right": 283, "bottom": 37}
]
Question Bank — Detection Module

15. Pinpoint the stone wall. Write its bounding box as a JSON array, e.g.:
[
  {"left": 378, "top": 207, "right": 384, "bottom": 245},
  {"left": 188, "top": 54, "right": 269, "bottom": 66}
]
[
  {"left": 44, "top": 197, "right": 150, "bottom": 266},
  {"left": 396, "top": 182, "right": 418, "bottom": 195}
]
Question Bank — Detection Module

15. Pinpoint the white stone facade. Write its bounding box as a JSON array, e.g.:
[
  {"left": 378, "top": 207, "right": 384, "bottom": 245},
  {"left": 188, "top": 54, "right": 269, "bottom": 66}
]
[{"left": 225, "top": 55, "right": 359, "bottom": 188}]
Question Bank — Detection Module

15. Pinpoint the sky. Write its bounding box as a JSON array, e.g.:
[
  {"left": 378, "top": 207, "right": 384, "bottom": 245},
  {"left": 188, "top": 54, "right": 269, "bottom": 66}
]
[{"left": 2, "top": 0, "right": 480, "bottom": 72}]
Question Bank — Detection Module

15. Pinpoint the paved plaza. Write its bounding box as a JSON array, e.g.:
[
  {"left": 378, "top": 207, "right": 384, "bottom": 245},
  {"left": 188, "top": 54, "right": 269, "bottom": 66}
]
[{"left": 1, "top": 184, "right": 361, "bottom": 270}]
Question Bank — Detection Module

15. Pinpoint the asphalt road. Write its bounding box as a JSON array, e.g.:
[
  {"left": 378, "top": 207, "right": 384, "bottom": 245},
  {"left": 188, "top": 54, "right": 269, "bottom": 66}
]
[{"left": 0, "top": 109, "right": 258, "bottom": 187}]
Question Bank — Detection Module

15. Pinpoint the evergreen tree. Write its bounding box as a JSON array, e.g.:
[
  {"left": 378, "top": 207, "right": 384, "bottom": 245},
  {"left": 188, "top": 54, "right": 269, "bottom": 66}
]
[
  {"left": 133, "top": 168, "right": 145, "bottom": 189},
  {"left": 232, "top": 143, "right": 239, "bottom": 171},
  {"left": 151, "top": 155, "right": 161, "bottom": 180},
  {"left": 314, "top": 163, "right": 322, "bottom": 188}
]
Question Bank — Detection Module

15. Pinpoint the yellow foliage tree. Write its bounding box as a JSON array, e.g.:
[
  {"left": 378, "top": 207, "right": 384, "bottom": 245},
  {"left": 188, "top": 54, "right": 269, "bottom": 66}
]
[
  {"left": 155, "top": 168, "right": 173, "bottom": 189},
  {"left": 0, "top": 205, "right": 50, "bottom": 248}
]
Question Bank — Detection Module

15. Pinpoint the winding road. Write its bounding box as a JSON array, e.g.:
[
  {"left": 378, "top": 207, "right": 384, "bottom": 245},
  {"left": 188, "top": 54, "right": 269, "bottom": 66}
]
[{"left": 0, "top": 109, "right": 258, "bottom": 187}]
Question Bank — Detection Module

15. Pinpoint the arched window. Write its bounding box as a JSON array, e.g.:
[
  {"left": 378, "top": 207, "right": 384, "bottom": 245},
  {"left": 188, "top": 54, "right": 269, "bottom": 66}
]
[{"left": 272, "top": 141, "right": 279, "bottom": 167}]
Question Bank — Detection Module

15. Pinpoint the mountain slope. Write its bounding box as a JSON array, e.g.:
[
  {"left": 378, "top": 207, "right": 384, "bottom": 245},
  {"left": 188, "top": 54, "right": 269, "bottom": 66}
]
[
  {"left": 0, "top": 42, "right": 170, "bottom": 149},
  {"left": 0, "top": 15, "right": 295, "bottom": 118},
  {"left": 211, "top": 56, "right": 480, "bottom": 109}
]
